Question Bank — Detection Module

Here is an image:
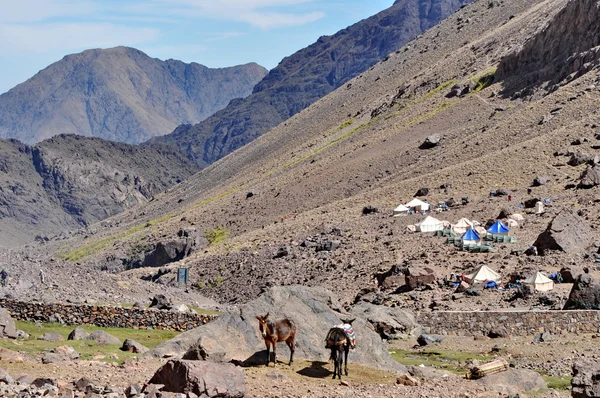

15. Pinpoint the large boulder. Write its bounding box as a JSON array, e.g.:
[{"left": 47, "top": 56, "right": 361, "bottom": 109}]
[
  {"left": 420, "top": 134, "right": 442, "bottom": 149},
  {"left": 145, "top": 286, "right": 406, "bottom": 372},
  {"left": 350, "top": 302, "right": 419, "bottom": 340},
  {"left": 38, "top": 332, "right": 64, "bottom": 342},
  {"left": 149, "top": 294, "right": 172, "bottom": 310},
  {"left": 563, "top": 274, "right": 600, "bottom": 310},
  {"left": 149, "top": 360, "right": 244, "bottom": 397},
  {"left": 532, "top": 176, "right": 550, "bottom": 187},
  {"left": 579, "top": 166, "right": 600, "bottom": 188},
  {"left": 87, "top": 330, "right": 121, "bottom": 345},
  {"left": 0, "top": 308, "right": 18, "bottom": 339},
  {"left": 121, "top": 339, "right": 149, "bottom": 354},
  {"left": 533, "top": 210, "right": 593, "bottom": 255},
  {"left": 417, "top": 334, "right": 443, "bottom": 346},
  {"left": 572, "top": 359, "right": 600, "bottom": 398},
  {"left": 405, "top": 266, "right": 436, "bottom": 290},
  {"left": 476, "top": 369, "right": 546, "bottom": 395},
  {"left": 68, "top": 327, "right": 90, "bottom": 341},
  {"left": 559, "top": 266, "right": 586, "bottom": 283},
  {"left": 141, "top": 239, "right": 195, "bottom": 268}
]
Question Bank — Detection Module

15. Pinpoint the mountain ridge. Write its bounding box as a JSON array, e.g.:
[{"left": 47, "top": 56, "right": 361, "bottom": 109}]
[
  {"left": 146, "top": 0, "right": 472, "bottom": 166},
  {"left": 0, "top": 47, "right": 267, "bottom": 144}
]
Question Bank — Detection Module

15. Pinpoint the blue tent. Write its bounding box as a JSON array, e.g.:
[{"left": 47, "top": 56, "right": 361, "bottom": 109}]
[
  {"left": 487, "top": 220, "right": 509, "bottom": 234},
  {"left": 462, "top": 228, "right": 480, "bottom": 243}
]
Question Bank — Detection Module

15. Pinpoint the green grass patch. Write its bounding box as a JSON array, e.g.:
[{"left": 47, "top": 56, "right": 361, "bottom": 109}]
[
  {"left": 472, "top": 67, "right": 497, "bottom": 92},
  {"left": 420, "top": 80, "right": 457, "bottom": 102},
  {"left": 390, "top": 349, "right": 492, "bottom": 374},
  {"left": 204, "top": 227, "right": 229, "bottom": 246},
  {"left": 542, "top": 375, "right": 572, "bottom": 390},
  {"left": 58, "top": 213, "right": 180, "bottom": 262},
  {"left": 1, "top": 321, "right": 178, "bottom": 364},
  {"left": 408, "top": 101, "right": 455, "bottom": 127},
  {"left": 338, "top": 119, "right": 354, "bottom": 130}
]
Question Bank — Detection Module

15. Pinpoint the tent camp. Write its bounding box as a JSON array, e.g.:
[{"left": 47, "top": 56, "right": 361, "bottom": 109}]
[
  {"left": 524, "top": 271, "right": 554, "bottom": 292},
  {"left": 406, "top": 198, "right": 430, "bottom": 212},
  {"left": 415, "top": 216, "right": 444, "bottom": 232},
  {"left": 465, "top": 265, "right": 501, "bottom": 284},
  {"left": 461, "top": 228, "right": 481, "bottom": 245},
  {"left": 393, "top": 204, "right": 410, "bottom": 216},
  {"left": 487, "top": 220, "right": 509, "bottom": 235},
  {"left": 453, "top": 218, "right": 473, "bottom": 234}
]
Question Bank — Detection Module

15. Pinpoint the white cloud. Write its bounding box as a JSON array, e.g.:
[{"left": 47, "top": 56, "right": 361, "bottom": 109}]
[
  {"left": 0, "top": 23, "right": 160, "bottom": 53},
  {"left": 0, "top": 0, "right": 97, "bottom": 23}
]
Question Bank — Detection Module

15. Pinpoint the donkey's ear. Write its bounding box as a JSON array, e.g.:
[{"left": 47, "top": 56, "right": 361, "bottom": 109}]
[
  {"left": 256, "top": 315, "right": 261, "bottom": 320},
  {"left": 265, "top": 312, "right": 270, "bottom": 319}
]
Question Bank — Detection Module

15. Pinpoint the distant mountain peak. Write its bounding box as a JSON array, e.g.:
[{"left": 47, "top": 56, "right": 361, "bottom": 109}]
[{"left": 0, "top": 47, "right": 267, "bottom": 145}]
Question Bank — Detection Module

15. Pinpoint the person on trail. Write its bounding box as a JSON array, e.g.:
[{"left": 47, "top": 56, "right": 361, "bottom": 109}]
[
  {"left": 39, "top": 269, "right": 45, "bottom": 284},
  {"left": 508, "top": 195, "right": 512, "bottom": 202},
  {"left": 0, "top": 269, "right": 7, "bottom": 287}
]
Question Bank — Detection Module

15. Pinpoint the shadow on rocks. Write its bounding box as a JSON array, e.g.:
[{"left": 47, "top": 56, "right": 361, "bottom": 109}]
[{"left": 297, "top": 361, "right": 331, "bottom": 379}]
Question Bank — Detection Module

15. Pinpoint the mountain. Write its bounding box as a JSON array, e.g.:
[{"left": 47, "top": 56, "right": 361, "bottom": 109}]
[
  {"left": 0, "top": 134, "right": 199, "bottom": 247},
  {"left": 8, "top": 0, "right": 600, "bottom": 311},
  {"left": 0, "top": 47, "right": 267, "bottom": 144},
  {"left": 147, "top": 0, "right": 472, "bottom": 166}
]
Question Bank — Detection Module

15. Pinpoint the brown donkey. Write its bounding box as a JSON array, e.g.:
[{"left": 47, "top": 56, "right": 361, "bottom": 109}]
[{"left": 256, "top": 313, "right": 296, "bottom": 366}]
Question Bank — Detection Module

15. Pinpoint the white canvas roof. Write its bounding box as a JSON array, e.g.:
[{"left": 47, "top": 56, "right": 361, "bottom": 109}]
[
  {"left": 453, "top": 218, "right": 473, "bottom": 234},
  {"left": 466, "top": 265, "right": 501, "bottom": 283},
  {"left": 524, "top": 271, "right": 554, "bottom": 292},
  {"left": 415, "top": 216, "right": 444, "bottom": 232},
  {"left": 406, "top": 198, "right": 427, "bottom": 207},
  {"left": 509, "top": 214, "right": 525, "bottom": 221},
  {"left": 394, "top": 204, "right": 410, "bottom": 214}
]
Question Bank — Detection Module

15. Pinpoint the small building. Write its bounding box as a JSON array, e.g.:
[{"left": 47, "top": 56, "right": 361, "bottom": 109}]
[
  {"left": 415, "top": 216, "right": 444, "bottom": 232},
  {"left": 524, "top": 271, "right": 554, "bottom": 292}
]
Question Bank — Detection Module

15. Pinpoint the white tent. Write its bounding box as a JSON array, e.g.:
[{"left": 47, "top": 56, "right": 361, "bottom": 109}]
[
  {"left": 506, "top": 219, "right": 519, "bottom": 228},
  {"left": 393, "top": 204, "right": 410, "bottom": 216},
  {"left": 509, "top": 214, "right": 525, "bottom": 221},
  {"left": 453, "top": 218, "right": 474, "bottom": 234},
  {"left": 465, "top": 265, "right": 501, "bottom": 283},
  {"left": 406, "top": 198, "right": 430, "bottom": 212},
  {"left": 474, "top": 225, "right": 487, "bottom": 237},
  {"left": 415, "top": 216, "right": 444, "bottom": 232},
  {"left": 524, "top": 271, "right": 554, "bottom": 292}
]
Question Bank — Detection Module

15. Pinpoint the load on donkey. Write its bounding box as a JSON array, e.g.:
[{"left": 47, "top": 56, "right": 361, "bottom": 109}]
[{"left": 325, "top": 318, "right": 356, "bottom": 380}]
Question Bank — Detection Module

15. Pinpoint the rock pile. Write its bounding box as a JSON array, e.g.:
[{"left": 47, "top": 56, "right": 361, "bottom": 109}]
[
  {"left": 572, "top": 359, "right": 600, "bottom": 398},
  {"left": 0, "top": 299, "right": 216, "bottom": 332},
  {"left": 533, "top": 210, "right": 593, "bottom": 255}
]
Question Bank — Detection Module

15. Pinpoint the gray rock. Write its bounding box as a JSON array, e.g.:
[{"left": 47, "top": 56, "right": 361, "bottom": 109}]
[
  {"left": 0, "top": 308, "right": 18, "bottom": 339},
  {"left": 67, "top": 326, "right": 90, "bottom": 341},
  {"left": 182, "top": 338, "right": 227, "bottom": 362},
  {"left": 16, "top": 375, "right": 33, "bottom": 385},
  {"left": 31, "top": 378, "right": 56, "bottom": 388},
  {"left": 533, "top": 210, "right": 593, "bottom": 255},
  {"left": 150, "top": 294, "right": 172, "bottom": 310},
  {"left": 420, "top": 134, "right": 442, "bottom": 149},
  {"left": 87, "top": 330, "right": 121, "bottom": 345},
  {"left": 74, "top": 378, "right": 94, "bottom": 392},
  {"left": 532, "top": 332, "right": 553, "bottom": 343},
  {"left": 532, "top": 176, "right": 550, "bottom": 186},
  {"left": 579, "top": 166, "right": 600, "bottom": 188},
  {"left": 149, "top": 360, "right": 245, "bottom": 397},
  {"left": 559, "top": 266, "right": 586, "bottom": 283},
  {"left": 37, "top": 332, "right": 64, "bottom": 342},
  {"left": 572, "top": 359, "right": 600, "bottom": 398},
  {"left": 141, "top": 239, "right": 195, "bottom": 268},
  {"left": 51, "top": 345, "right": 79, "bottom": 359},
  {"left": 48, "top": 313, "right": 65, "bottom": 324},
  {"left": 417, "top": 334, "right": 443, "bottom": 346},
  {"left": 564, "top": 274, "right": 600, "bottom": 310},
  {"left": 407, "top": 365, "right": 456, "bottom": 380},
  {"left": 476, "top": 369, "right": 546, "bottom": 394},
  {"left": 146, "top": 286, "right": 406, "bottom": 372},
  {"left": 405, "top": 266, "right": 436, "bottom": 290},
  {"left": 41, "top": 353, "right": 73, "bottom": 365},
  {"left": 414, "top": 187, "right": 430, "bottom": 197},
  {"left": 569, "top": 153, "right": 599, "bottom": 166},
  {"left": 121, "top": 339, "right": 149, "bottom": 354},
  {"left": 125, "top": 383, "right": 143, "bottom": 397},
  {"left": 350, "top": 302, "right": 419, "bottom": 340}
]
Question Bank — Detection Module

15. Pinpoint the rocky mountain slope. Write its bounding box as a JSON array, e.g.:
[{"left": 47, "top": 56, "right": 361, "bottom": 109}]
[
  {"left": 0, "top": 47, "right": 267, "bottom": 144},
  {"left": 147, "top": 0, "right": 472, "bottom": 166},
  {"left": 0, "top": 134, "right": 198, "bottom": 247},
  {"left": 5, "top": 0, "right": 600, "bottom": 313}
]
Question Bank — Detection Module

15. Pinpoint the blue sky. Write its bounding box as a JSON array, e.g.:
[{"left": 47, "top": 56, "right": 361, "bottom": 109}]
[{"left": 0, "top": 0, "right": 394, "bottom": 94}]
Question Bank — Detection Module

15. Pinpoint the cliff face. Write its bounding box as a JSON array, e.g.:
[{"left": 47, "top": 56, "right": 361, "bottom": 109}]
[
  {"left": 498, "top": 0, "right": 600, "bottom": 95},
  {"left": 147, "top": 0, "right": 472, "bottom": 166},
  {"left": 0, "top": 135, "right": 199, "bottom": 247},
  {"left": 0, "top": 47, "right": 267, "bottom": 144}
]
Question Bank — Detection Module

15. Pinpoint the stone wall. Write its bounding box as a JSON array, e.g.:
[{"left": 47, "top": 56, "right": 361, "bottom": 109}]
[
  {"left": 0, "top": 299, "right": 216, "bottom": 332},
  {"left": 419, "top": 310, "right": 600, "bottom": 336}
]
